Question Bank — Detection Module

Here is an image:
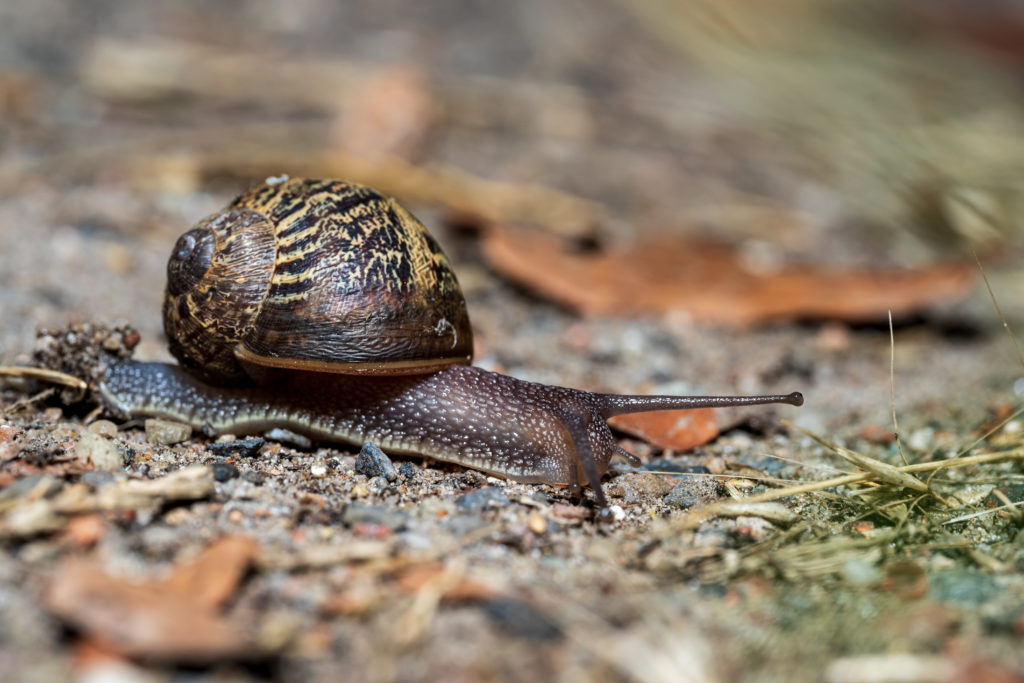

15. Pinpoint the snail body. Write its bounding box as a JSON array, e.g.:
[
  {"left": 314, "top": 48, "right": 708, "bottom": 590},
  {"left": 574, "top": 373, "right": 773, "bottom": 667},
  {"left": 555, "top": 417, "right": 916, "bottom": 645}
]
[{"left": 99, "top": 178, "right": 802, "bottom": 506}]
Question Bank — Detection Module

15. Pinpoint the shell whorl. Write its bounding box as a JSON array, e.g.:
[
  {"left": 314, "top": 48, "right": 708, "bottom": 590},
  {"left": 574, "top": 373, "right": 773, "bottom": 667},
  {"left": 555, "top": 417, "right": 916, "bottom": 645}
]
[
  {"left": 163, "top": 178, "right": 473, "bottom": 384},
  {"left": 163, "top": 209, "right": 276, "bottom": 383}
]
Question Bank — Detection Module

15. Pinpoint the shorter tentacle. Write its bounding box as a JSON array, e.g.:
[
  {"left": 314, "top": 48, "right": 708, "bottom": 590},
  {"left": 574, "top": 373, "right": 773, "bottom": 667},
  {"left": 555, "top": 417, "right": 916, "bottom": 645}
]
[
  {"left": 612, "top": 443, "right": 642, "bottom": 467},
  {"left": 556, "top": 409, "right": 607, "bottom": 508}
]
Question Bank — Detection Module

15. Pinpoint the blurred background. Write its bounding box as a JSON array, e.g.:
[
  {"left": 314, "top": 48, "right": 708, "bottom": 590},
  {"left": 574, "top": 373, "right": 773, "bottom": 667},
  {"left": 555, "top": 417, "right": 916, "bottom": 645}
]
[
  {"left": 1, "top": 0, "right": 1023, "bottom": 360},
  {"left": 4, "top": 4, "right": 1024, "bottom": 678}
]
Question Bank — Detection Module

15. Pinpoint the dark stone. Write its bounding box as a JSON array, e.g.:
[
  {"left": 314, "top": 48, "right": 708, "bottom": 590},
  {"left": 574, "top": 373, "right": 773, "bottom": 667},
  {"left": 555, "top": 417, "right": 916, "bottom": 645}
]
[
  {"left": 80, "top": 470, "right": 116, "bottom": 490},
  {"left": 354, "top": 442, "right": 398, "bottom": 482},
  {"left": 640, "top": 459, "right": 711, "bottom": 475},
  {"left": 455, "top": 486, "right": 509, "bottom": 511},
  {"left": 242, "top": 470, "right": 265, "bottom": 485},
  {"left": 211, "top": 461, "right": 240, "bottom": 482},
  {"left": 398, "top": 461, "right": 418, "bottom": 479},
  {"left": 664, "top": 478, "right": 722, "bottom": 509},
  {"left": 207, "top": 437, "right": 266, "bottom": 458},
  {"left": 480, "top": 599, "right": 563, "bottom": 641}
]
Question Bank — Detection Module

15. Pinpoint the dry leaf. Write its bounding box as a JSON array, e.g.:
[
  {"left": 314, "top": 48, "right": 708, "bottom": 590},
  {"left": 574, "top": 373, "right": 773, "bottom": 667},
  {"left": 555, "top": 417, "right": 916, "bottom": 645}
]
[
  {"left": 396, "top": 562, "right": 498, "bottom": 603},
  {"left": 482, "top": 229, "right": 975, "bottom": 323},
  {"left": 609, "top": 408, "right": 718, "bottom": 451},
  {"left": 61, "top": 514, "right": 105, "bottom": 549},
  {"left": 159, "top": 536, "right": 259, "bottom": 610},
  {"left": 44, "top": 557, "right": 256, "bottom": 662}
]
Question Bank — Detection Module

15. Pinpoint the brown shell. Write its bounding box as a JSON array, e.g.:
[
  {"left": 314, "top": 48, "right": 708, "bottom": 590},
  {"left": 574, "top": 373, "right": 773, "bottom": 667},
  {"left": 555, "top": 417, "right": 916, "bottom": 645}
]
[{"left": 163, "top": 178, "right": 473, "bottom": 383}]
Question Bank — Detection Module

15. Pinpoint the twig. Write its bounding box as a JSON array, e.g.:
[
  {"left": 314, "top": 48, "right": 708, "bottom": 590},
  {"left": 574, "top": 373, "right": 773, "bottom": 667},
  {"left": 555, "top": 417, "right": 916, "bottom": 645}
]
[
  {"left": 943, "top": 499, "right": 1024, "bottom": 525},
  {"left": 973, "top": 249, "right": 1024, "bottom": 370},
  {"left": 1, "top": 388, "right": 56, "bottom": 417},
  {"left": 788, "top": 421, "right": 929, "bottom": 493},
  {"left": 669, "top": 446, "right": 1024, "bottom": 530},
  {"left": 0, "top": 366, "right": 88, "bottom": 391},
  {"left": 889, "top": 310, "right": 909, "bottom": 466}
]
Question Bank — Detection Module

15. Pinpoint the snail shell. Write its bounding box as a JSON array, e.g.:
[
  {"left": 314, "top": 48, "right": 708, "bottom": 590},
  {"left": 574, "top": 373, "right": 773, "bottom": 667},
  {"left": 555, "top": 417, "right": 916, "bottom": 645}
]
[{"left": 163, "top": 178, "right": 472, "bottom": 384}]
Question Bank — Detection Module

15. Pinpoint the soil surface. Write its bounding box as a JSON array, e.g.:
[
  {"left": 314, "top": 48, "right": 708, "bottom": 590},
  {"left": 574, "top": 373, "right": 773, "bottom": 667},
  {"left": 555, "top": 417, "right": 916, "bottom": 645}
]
[{"left": 2, "top": 2, "right": 1024, "bottom": 682}]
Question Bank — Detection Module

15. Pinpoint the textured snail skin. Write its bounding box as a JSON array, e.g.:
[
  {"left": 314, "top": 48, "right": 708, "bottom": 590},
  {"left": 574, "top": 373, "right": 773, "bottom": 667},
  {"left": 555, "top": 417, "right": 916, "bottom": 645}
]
[
  {"left": 99, "top": 360, "right": 802, "bottom": 506},
  {"left": 136, "top": 177, "right": 804, "bottom": 507}
]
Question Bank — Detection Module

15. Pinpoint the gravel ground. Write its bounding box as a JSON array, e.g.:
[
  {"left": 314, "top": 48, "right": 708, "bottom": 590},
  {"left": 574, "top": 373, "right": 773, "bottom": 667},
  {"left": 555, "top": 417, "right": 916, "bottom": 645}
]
[{"left": 3, "top": 2, "right": 1024, "bottom": 682}]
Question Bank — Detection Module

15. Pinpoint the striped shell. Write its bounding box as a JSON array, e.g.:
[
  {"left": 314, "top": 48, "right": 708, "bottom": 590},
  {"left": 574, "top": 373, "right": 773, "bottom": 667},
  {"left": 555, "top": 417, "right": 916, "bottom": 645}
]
[{"left": 163, "top": 178, "right": 473, "bottom": 384}]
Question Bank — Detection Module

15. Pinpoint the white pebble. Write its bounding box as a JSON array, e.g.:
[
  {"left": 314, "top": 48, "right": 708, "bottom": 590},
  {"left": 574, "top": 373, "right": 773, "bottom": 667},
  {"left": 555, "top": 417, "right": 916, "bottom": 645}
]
[
  {"left": 310, "top": 462, "right": 328, "bottom": 478},
  {"left": 75, "top": 433, "right": 121, "bottom": 472},
  {"left": 144, "top": 418, "right": 192, "bottom": 445}
]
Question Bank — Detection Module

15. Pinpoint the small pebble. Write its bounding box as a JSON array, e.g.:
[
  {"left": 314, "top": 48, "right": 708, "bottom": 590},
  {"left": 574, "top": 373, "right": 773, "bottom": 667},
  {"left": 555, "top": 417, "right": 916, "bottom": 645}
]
[
  {"left": 664, "top": 478, "right": 721, "bottom": 509},
  {"left": 207, "top": 437, "right": 265, "bottom": 458},
  {"left": 263, "top": 428, "right": 312, "bottom": 449},
  {"left": 144, "top": 418, "right": 192, "bottom": 445},
  {"left": 310, "top": 462, "right": 329, "bottom": 478},
  {"left": 80, "top": 470, "right": 116, "bottom": 490},
  {"left": 242, "top": 470, "right": 265, "bottom": 485},
  {"left": 74, "top": 433, "right": 122, "bottom": 472},
  {"left": 607, "top": 504, "right": 626, "bottom": 522},
  {"left": 211, "top": 462, "right": 240, "bottom": 482},
  {"left": 342, "top": 502, "right": 409, "bottom": 530},
  {"left": 0, "top": 474, "right": 63, "bottom": 504},
  {"left": 455, "top": 486, "right": 509, "bottom": 511},
  {"left": 354, "top": 442, "right": 398, "bottom": 482},
  {"left": 528, "top": 511, "right": 547, "bottom": 534},
  {"left": 841, "top": 558, "right": 883, "bottom": 587},
  {"left": 907, "top": 427, "right": 935, "bottom": 453},
  {"left": 398, "top": 462, "right": 418, "bottom": 479},
  {"left": 86, "top": 420, "right": 118, "bottom": 437},
  {"left": 480, "top": 599, "right": 563, "bottom": 641}
]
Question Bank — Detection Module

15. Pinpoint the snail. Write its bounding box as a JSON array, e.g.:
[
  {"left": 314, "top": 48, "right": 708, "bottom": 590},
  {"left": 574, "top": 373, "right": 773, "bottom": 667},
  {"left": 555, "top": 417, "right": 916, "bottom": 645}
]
[{"left": 97, "top": 178, "right": 803, "bottom": 507}]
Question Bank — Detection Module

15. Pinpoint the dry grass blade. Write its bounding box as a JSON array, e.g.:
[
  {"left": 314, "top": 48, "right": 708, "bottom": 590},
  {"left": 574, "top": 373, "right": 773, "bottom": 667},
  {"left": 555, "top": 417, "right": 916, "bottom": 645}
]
[
  {"left": 667, "top": 444, "right": 1024, "bottom": 533},
  {"left": 973, "top": 249, "right": 1024, "bottom": 370},
  {"left": 1, "top": 387, "right": 56, "bottom": 417},
  {"left": 889, "top": 311, "right": 909, "bottom": 466},
  {"left": 789, "top": 421, "right": 929, "bottom": 493},
  {"left": 0, "top": 366, "right": 87, "bottom": 391}
]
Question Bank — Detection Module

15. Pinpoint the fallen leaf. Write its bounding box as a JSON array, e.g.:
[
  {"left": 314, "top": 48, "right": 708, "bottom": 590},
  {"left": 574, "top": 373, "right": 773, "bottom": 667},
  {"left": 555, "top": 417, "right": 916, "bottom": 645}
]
[
  {"left": 61, "top": 514, "right": 105, "bottom": 548},
  {"left": 482, "top": 229, "right": 975, "bottom": 323},
  {"left": 609, "top": 408, "right": 718, "bottom": 451},
  {"left": 44, "top": 557, "right": 257, "bottom": 662},
  {"left": 396, "top": 562, "right": 498, "bottom": 603},
  {"left": 159, "top": 536, "right": 259, "bottom": 610}
]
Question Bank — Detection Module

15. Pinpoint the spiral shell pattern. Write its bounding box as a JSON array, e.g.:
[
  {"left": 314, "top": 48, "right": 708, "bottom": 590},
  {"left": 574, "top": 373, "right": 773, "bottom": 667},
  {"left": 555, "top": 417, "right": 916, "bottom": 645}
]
[{"left": 163, "top": 178, "right": 473, "bottom": 383}]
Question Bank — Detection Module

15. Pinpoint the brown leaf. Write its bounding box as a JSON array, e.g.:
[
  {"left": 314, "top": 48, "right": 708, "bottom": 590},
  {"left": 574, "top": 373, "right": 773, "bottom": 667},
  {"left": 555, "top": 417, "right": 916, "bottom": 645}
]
[
  {"left": 159, "top": 536, "right": 259, "bottom": 610},
  {"left": 609, "top": 408, "right": 718, "bottom": 451},
  {"left": 61, "top": 514, "right": 105, "bottom": 549},
  {"left": 482, "top": 229, "right": 975, "bottom": 323},
  {"left": 396, "top": 562, "right": 498, "bottom": 603},
  {"left": 44, "top": 558, "right": 255, "bottom": 662}
]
